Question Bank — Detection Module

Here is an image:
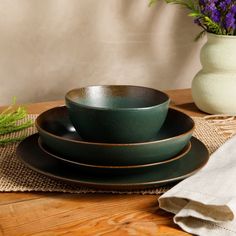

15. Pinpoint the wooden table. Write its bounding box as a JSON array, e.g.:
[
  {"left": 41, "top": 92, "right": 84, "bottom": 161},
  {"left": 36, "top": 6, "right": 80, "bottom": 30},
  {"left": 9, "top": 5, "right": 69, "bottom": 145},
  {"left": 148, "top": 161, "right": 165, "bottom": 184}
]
[{"left": 0, "top": 89, "right": 204, "bottom": 236}]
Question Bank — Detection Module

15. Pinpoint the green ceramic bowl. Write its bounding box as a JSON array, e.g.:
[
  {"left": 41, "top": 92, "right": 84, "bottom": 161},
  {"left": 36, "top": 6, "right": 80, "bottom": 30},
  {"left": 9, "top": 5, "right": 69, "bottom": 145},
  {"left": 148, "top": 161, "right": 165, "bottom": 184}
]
[
  {"left": 35, "top": 106, "right": 195, "bottom": 166},
  {"left": 65, "top": 85, "right": 170, "bottom": 143}
]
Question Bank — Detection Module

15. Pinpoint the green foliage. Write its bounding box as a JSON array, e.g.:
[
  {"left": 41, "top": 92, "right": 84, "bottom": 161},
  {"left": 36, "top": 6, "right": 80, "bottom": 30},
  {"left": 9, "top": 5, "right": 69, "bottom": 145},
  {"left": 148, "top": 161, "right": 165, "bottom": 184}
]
[
  {"left": 0, "top": 99, "right": 34, "bottom": 145},
  {"left": 165, "top": 0, "right": 198, "bottom": 11},
  {"left": 202, "top": 16, "right": 222, "bottom": 34}
]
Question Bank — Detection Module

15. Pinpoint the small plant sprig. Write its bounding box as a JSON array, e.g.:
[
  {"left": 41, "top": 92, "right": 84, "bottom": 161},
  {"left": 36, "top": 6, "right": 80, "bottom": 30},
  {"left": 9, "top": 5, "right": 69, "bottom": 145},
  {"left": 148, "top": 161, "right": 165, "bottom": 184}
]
[
  {"left": 0, "top": 98, "right": 34, "bottom": 145},
  {"left": 149, "top": 0, "right": 236, "bottom": 38}
]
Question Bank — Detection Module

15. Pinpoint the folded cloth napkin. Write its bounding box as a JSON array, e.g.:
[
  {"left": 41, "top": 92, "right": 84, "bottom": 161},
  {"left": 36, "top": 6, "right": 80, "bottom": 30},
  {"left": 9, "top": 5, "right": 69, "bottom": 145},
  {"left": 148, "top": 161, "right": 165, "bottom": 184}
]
[{"left": 159, "top": 134, "right": 236, "bottom": 236}]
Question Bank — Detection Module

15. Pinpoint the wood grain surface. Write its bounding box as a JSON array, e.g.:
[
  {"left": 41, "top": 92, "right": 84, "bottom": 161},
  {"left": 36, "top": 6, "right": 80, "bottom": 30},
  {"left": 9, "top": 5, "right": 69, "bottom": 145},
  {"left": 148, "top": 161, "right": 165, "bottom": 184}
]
[{"left": 0, "top": 89, "right": 205, "bottom": 236}]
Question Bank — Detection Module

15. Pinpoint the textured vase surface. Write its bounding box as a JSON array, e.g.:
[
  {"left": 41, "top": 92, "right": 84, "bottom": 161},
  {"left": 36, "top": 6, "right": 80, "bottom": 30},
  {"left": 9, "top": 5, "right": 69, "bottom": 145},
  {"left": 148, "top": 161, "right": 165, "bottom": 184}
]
[{"left": 192, "top": 33, "right": 236, "bottom": 115}]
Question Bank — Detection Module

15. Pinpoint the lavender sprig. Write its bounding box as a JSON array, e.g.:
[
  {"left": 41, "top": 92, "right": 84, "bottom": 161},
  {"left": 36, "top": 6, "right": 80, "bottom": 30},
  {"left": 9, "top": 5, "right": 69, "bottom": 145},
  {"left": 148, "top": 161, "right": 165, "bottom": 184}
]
[{"left": 149, "top": 0, "right": 236, "bottom": 36}]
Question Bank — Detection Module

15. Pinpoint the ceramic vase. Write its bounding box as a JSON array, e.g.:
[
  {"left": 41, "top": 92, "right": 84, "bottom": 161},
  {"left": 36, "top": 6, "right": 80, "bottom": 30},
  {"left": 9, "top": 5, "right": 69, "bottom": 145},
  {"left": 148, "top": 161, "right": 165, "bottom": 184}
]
[{"left": 192, "top": 33, "right": 236, "bottom": 115}]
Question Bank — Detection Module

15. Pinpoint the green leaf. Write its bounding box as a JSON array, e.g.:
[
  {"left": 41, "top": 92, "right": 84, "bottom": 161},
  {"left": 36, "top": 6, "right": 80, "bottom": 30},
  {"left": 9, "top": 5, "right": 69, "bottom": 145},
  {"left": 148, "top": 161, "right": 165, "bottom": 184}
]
[
  {"left": 188, "top": 12, "right": 201, "bottom": 17},
  {"left": 194, "top": 30, "right": 206, "bottom": 41},
  {"left": 0, "top": 99, "right": 34, "bottom": 145}
]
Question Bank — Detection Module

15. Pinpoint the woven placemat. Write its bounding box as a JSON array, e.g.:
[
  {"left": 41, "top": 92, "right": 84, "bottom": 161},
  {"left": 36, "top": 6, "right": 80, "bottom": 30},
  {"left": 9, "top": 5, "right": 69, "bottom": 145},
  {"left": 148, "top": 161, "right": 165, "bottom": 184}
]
[{"left": 0, "top": 114, "right": 235, "bottom": 194}]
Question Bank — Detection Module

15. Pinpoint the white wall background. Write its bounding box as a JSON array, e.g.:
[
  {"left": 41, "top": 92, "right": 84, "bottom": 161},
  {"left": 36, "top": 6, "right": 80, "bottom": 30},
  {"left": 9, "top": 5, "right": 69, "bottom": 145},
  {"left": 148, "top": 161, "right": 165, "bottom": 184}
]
[{"left": 0, "top": 0, "right": 205, "bottom": 105}]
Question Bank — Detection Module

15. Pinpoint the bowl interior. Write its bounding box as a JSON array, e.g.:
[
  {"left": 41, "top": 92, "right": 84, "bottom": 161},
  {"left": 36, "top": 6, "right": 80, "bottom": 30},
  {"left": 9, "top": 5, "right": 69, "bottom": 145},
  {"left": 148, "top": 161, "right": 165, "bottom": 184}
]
[
  {"left": 66, "top": 85, "right": 169, "bottom": 109},
  {"left": 36, "top": 106, "right": 194, "bottom": 144}
]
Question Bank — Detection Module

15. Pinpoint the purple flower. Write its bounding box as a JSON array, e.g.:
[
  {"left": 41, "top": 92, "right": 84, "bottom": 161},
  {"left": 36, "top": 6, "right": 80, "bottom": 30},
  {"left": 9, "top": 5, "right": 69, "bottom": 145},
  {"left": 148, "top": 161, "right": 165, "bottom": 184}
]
[
  {"left": 219, "top": 2, "right": 227, "bottom": 11},
  {"left": 200, "top": 1, "right": 221, "bottom": 23},
  {"left": 226, "top": 0, "right": 232, "bottom": 4},
  {"left": 161, "top": 0, "right": 236, "bottom": 35},
  {"left": 224, "top": 12, "right": 236, "bottom": 30},
  {"left": 231, "top": 5, "right": 236, "bottom": 13},
  {"left": 196, "top": 0, "right": 236, "bottom": 34},
  {"left": 212, "top": 9, "right": 221, "bottom": 23}
]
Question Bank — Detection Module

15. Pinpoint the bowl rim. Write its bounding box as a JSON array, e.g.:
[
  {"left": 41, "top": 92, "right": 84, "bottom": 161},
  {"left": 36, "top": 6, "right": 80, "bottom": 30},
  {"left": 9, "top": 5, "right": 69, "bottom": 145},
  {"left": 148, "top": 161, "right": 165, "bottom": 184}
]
[
  {"left": 65, "top": 85, "right": 170, "bottom": 111},
  {"left": 35, "top": 106, "right": 195, "bottom": 147}
]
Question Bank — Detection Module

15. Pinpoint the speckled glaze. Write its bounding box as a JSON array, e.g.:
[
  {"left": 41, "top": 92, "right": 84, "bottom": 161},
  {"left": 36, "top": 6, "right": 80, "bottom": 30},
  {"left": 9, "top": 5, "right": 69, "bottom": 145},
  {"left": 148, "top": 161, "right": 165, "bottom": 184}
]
[
  {"left": 35, "top": 106, "right": 195, "bottom": 166},
  {"left": 192, "top": 33, "right": 236, "bottom": 114},
  {"left": 16, "top": 134, "right": 209, "bottom": 191},
  {"left": 65, "top": 85, "right": 170, "bottom": 143}
]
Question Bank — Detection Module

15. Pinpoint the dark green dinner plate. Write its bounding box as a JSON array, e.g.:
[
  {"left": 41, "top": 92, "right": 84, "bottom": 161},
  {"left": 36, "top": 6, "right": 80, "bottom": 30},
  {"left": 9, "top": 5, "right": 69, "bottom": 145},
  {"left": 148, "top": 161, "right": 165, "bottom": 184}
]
[
  {"left": 16, "top": 134, "right": 209, "bottom": 191},
  {"left": 35, "top": 106, "right": 194, "bottom": 166}
]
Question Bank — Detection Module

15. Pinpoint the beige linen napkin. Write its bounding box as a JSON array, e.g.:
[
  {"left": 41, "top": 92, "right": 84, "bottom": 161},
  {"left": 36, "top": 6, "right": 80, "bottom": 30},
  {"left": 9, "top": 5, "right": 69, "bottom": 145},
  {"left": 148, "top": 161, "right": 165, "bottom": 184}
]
[{"left": 159, "top": 134, "right": 236, "bottom": 236}]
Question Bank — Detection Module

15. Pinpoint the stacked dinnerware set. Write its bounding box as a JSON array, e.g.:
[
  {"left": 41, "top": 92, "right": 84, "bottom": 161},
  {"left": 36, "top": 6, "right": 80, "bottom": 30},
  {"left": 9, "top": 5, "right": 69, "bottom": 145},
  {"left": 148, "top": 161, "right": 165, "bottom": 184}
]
[{"left": 17, "top": 85, "right": 209, "bottom": 191}]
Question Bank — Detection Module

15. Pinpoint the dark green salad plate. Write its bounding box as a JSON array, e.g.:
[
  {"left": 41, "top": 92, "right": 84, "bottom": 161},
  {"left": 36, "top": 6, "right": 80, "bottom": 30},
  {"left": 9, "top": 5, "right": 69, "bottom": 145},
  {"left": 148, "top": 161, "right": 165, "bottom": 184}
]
[
  {"left": 38, "top": 137, "right": 191, "bottom": 175},
  {"left": 35, "top": 106, "right": 194, "bottom": 166},
  {"left": 16, "top": 134, "right": 209, "bottom": 191}
]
